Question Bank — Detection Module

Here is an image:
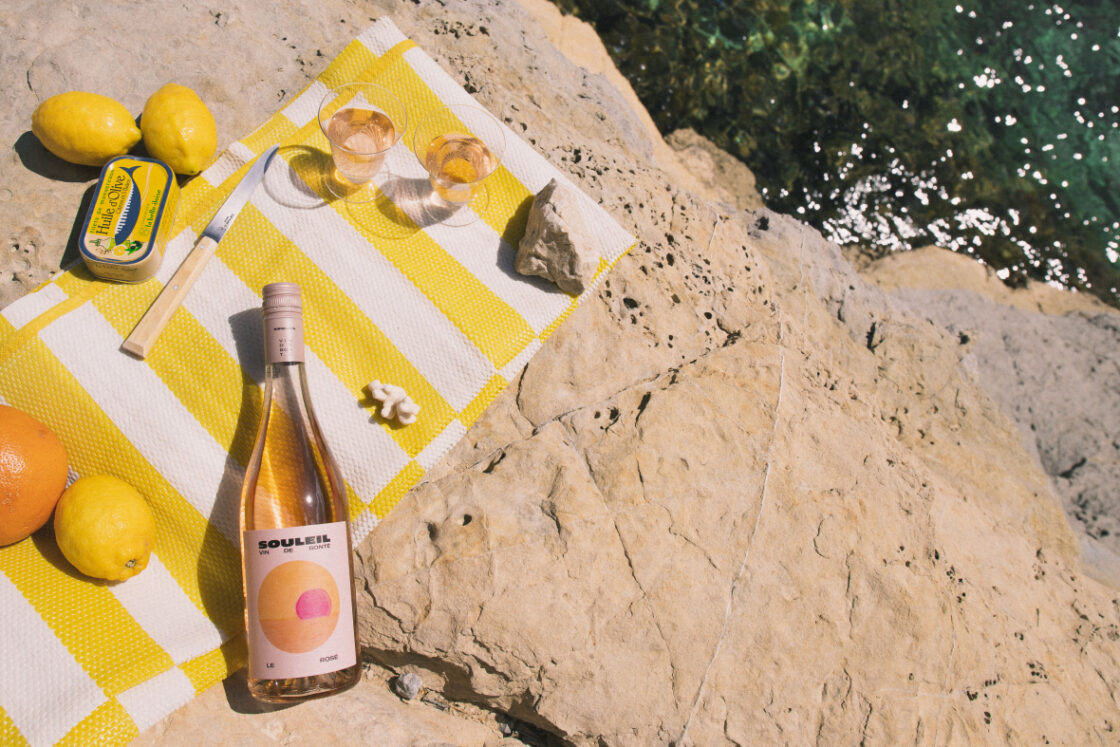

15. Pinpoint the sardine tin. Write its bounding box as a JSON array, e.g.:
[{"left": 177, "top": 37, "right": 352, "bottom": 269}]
[{"left": 79, "top": 156, "right": 179, "bottom": 282}]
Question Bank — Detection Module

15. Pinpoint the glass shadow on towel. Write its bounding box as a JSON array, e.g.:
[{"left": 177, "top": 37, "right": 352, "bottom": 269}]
[{"left": 272, "top": 145, "right": 419, "bottom": 241}]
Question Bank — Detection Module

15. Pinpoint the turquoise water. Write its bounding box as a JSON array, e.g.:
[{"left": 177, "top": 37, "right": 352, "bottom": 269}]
[{"left": 554, "top": 0, "right": 1120, "bottom": 306}]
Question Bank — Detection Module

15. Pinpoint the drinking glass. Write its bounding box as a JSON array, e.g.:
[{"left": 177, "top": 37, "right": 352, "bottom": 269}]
[
  {"left": 411, "top": 103, "right": 507, "bottom": 225},
  {"left": 317, "top": 82, "right": 408, "bottom": 201}
]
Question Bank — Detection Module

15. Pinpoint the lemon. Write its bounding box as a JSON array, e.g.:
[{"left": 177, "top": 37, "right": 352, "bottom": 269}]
[
  {"left": 141, "top": 83, "right": 217, "bottom": 175},
  {"left": 54, "top": 475, "right": 156, "bottom": 582},
  {"left": 31, "top": 92, "right": 141, "bottom": 167}
]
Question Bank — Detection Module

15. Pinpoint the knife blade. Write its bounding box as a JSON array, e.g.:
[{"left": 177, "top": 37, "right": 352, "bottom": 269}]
[{"left": 121, "top": 145, "right": 279, "bottom": 359}]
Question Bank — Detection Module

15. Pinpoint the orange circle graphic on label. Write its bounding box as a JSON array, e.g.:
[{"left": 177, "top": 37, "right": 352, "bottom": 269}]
[{"left": 257, "top": 559, "right": 340, "bottom": 653}]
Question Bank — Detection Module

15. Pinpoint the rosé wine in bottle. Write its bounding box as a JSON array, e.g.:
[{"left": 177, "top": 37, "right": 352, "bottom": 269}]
[{"left": 240, "top": 282, "right": 360, "bottom": 702}]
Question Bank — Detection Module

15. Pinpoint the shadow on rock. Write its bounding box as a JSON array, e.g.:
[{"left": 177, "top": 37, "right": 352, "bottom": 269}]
[
  {"left": 221, "top": 668, "right": 299, "bottom": 714},
  {"left": 13, "top": 131, "right": 101, "bottom": 183}
]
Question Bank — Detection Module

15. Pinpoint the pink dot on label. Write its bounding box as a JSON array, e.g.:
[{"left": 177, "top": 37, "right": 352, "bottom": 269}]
[{"left": 295, "top": 588, "right": 332, "bottom": 620}]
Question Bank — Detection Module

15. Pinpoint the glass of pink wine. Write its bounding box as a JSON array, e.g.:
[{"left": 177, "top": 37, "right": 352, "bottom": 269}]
[
  {"left": 411, "top": 103, "right": 507, "bottom": 226},
  {"left": 317, "top": 82, "right": 408, "bottom": 202}
]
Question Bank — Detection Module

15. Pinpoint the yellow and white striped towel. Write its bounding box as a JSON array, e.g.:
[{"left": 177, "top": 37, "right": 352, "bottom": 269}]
[{"left": 0, "top": 17, "right": 633, "bottom": 746}]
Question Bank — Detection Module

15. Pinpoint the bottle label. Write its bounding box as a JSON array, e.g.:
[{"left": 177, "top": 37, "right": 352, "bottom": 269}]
[
  {"left": 265, "top": 314, "right": 304, "bottom": 363},
  {"left": 243, "top": 521, "right": 356, "bottom": 679}
]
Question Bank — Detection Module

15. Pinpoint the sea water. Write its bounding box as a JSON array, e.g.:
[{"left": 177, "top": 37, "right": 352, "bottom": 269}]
[{"left": 555, "top": 0, "right": 1119, "bottom": 307}]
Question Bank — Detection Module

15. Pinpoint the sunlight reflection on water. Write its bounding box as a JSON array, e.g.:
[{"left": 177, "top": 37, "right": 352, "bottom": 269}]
[{"left": 556, "top": 0, "right": 1120, "bottom": 304}]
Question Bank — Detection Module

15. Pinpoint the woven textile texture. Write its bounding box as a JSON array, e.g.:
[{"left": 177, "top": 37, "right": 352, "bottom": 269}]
[{"left": 0, "top": 17, "right": 633, "bottom": 746}]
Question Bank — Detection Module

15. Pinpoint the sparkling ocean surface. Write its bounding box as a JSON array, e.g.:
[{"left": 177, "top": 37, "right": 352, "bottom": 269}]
[{"left": 555, "top": 0, "right": 1120, "bottom": 306}]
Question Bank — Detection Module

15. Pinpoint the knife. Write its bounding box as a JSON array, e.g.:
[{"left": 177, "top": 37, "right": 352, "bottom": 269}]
[{"left": 121, "top": 145, "right": 280, "bottom": 359}]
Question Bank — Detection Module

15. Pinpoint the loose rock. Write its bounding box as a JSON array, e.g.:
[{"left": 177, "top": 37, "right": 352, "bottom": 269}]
[
  {"left": 391, "top": 672, "right": 423, "bottom": 700},
  {"left": 515, "top": 177, "right": 600, "bottom": 294}
]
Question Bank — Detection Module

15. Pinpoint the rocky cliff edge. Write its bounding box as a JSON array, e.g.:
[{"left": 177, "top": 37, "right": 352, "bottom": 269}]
[{"left": 4, "top": 0, "right": 1117, "bottom": 744}]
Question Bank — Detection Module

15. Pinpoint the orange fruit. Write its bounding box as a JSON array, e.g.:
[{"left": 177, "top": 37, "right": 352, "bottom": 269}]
[{"left": 0, "top": 405, "right": 69, "bottom": 546}]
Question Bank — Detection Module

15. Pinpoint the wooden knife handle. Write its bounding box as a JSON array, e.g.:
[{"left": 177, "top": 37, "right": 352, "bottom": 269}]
[{"left": 121, "top": 235, "right": 220, "bottom": 359}]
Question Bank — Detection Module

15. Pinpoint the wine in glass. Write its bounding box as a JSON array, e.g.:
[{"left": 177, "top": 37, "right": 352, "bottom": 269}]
[
  {"left": 412, "top": 104, "right": 506, "bottom": 225},
  {"left": 317, "top": 82, "right": 407, "bottom": 202}
]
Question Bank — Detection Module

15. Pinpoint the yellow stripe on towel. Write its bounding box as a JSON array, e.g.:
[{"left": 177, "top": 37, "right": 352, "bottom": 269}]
[
  {"left": 370, "top": 460, "right": 425, "bottom": 519},
  {"left": 319, "top": 37, "right": 416, "bottom": 90},
  {"left": 0, "top": 269, "right": 104, "bottom": 362},
  {"left": 241, "top": 116, "right": 299, "bottom": 158},
  {"left": 179, "top": 637, "right": 246, "bottom": 694},
  {"left": 56, "top": 699, "right": 137, "bottom": 747},
  {"left": 0, "top": 540, "right": 172, "bottom": 696},
  {"left": 0, "top": 705, "right": 29, "bottom": 747},
  {"left": 0, "top": 332, "right": 244, "bottom": 639},
  {"left": 365, "top": 52, "right": 538, "bottom": 243},
  {"left": 86, "top": 279, "right": 264, "bottom": 466},
  {"left": 340, "top": 197, "right": 536, "bottom": 370},
  {"left": 214, "top": 205, "right": 457, "bottom": 457},
  {"left": 279, "top": 118, "right": 536, "bottom": 370}
]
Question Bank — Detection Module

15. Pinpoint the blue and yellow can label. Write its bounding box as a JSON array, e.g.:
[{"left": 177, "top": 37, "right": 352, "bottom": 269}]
[{"left": 80, "top": 156, "right": 179, "bottom": 282}]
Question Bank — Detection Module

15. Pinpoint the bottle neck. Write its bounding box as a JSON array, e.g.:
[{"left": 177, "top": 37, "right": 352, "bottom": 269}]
[
  {"left": 264, "top": 311, "right": 305, "bottom": 365},
  {"left": 265, "top": 359, "right": 304, "bottom": 381},
  {"left": 263, "top": 359, "right": 311, "bottom": 425}
]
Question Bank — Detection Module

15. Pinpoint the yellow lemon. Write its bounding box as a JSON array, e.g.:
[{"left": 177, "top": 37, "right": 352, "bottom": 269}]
[
  {"left": 54, "top": 475, "right": 156, "bottom": 582},
  {"left": 31, "top": 92, "right": 141, "bottom": 167},
  {"left": 141, "top": 83, "right": 217, "bottom": 175}
]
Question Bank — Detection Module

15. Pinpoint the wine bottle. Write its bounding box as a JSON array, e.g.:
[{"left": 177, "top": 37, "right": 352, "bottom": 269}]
[{"left": 240, "top": 282, "right": 360, "bottom": 702}]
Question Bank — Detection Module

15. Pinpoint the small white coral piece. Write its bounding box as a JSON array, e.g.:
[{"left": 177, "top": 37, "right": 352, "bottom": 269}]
[{"left": 367, "top": 380, "right": 420, "bottom": 425}]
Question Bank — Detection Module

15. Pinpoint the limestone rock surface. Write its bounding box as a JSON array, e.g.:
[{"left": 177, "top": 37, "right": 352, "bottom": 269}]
[
  {"left": 129, "top": 667, "right": 501, "bottom": 747},
  {"left": 352, "top": 4, "right": 1120, "bottom": 745},
  {"left": 863, "top": 246, "right": 1120, "bottom": 580},
  {"left": 361, "top": 192, "right": 1120, "bottom": 743},
  {"left": 664, "top": 128, "right": 763, "bottom": 212},
  {"left": 860, "top": 245, "right": 1116, "bottom": 316},
  {"left": 4, "top": 0, "right": 1119, "bottom": 745}
]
